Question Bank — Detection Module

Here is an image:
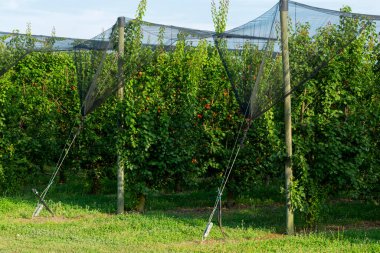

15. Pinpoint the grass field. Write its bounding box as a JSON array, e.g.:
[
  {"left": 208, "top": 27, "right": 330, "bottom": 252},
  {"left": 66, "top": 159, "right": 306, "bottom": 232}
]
[{"left": 0, "top": 183, "right": 379, "bottom": 252}]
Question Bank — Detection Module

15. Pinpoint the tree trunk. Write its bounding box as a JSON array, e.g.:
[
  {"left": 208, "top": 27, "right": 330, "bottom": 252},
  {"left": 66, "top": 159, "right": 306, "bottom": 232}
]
[
  {"left": 58, "top": 167, "right": 66, "bottom": 184},
  {"left": 135, "top": 194, "right": 146, "bottom": 213},
  {"left": 89, "top": 168, "right": 101, "bottom": 194},
  {"left": 226, "top": 190, "right": 235, "bottom": 208},
  {"left": 175, "top": 176, "right": 182, "bottom": 193}
]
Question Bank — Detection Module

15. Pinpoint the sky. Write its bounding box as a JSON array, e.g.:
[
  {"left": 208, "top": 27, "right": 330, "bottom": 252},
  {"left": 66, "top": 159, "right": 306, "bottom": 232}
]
[{"left": 0, "top": 0, "right": 379, "bottom": 39}]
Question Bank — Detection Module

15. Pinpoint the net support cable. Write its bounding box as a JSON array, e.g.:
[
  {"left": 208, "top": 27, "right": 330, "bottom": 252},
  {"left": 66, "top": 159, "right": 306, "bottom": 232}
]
[
  {"left": 32, "top": 120, "right": 83, "bottom": 217},
  {"left": 31, "top": 37, "right": 117, "bottom": 217},
  {"left": 202, "top": 5, "right": 279, "bottom": 241}
]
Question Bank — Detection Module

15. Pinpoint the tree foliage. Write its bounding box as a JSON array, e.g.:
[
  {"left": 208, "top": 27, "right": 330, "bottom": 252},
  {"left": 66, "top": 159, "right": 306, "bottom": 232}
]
[
  {"left": 289, "top": 8, "right": 380, "bottom": 226},
  {"left": 0, "top": 5, "right": 378, "bottom": 226}
]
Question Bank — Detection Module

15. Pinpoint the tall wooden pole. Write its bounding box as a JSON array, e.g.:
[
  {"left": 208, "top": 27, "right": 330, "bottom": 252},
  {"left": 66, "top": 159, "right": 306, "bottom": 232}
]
[
  {"left": 117, "top": 16, "right": 125, "bottom": 215},
  {"left": 280, "top": 0, "right": 294, "bottom": 235}
]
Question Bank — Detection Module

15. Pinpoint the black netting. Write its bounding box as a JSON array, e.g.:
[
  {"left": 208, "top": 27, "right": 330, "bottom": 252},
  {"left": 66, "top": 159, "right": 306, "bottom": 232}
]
[
  {"left": 214, "top": 2, "right": 280, "bottom": 119},
  {"left": 1, "top": 1, "right": 380, "bottom": 118},
  {"left": 74, "top": 26, "right": 117, "bottom": 116},
  {"left": 215, "top": 1, "right": 380, "bottom": 119}
]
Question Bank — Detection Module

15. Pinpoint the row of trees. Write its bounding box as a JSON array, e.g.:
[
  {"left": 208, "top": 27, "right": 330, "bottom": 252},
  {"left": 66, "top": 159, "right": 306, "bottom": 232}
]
[
  {"left": 0, "top": 3, "right": 379, "bottom": 225},
  {"left": 289, "top": 8, "right": 380, "bottom": 224}
]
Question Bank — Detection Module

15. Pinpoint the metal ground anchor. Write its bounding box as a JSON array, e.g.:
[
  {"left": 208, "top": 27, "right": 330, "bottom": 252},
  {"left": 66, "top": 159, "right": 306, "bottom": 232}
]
[{"left": 32, "top": 188, "right": 54, "bottom": 218}]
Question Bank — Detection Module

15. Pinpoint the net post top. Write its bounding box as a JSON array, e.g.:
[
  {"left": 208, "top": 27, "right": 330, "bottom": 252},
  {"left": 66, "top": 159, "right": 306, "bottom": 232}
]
[
  {"left": 280, "top": 0, "right": 288, "bottom": 11},
  {"left": 118, "top": 17, "right": 125, "bottom": 27}
]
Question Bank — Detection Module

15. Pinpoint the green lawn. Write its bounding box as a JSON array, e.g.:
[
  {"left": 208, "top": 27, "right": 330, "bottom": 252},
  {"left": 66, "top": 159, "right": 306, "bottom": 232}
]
[{"left": 0, "top": 186, "right": 379, "bottom": 252}]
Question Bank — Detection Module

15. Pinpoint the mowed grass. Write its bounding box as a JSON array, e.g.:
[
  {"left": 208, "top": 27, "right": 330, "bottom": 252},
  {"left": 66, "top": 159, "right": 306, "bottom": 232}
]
[{"left": 0, "top": 184, "right": 379, "bottom": 252}]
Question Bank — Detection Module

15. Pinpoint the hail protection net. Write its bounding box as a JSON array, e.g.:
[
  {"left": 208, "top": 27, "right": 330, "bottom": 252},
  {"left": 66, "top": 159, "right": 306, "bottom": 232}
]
[
  {"left": 1, "top": 1, "right": 380, "bottom": 119},
  {"left": 214, "top": 3, "right": 282, "bottom": 119},
  {"left": 0, "top": 19, "right": 213, "bottom": 117},
  {"left": 214, "top": 0, "right": 380, "bottom": 120},
  {"left": 74, "top": 17, "right": 216, "bottom": 116},
  {"left": 74, "top": 26, "right": 117, "bottom": 116},
  {"left": 0, "top": 29, "right": 122, "bottom": 117},
  {"left": 0, "top": 31, "right": 90, "bottom": 77}
]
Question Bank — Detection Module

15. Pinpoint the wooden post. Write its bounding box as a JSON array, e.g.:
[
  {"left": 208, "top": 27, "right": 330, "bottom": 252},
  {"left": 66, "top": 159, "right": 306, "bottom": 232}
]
[
  {"left": 280, "top": 0, "right": 294, "bottom": 235},
  {"left": 117, "top": 16, "right": 125, "bottom": 215}
]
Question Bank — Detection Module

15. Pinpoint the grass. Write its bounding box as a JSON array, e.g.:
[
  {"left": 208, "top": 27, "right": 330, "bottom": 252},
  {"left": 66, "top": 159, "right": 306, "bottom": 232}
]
[{"left": 0, "top": 183, "right": 379, "bottom": 252}]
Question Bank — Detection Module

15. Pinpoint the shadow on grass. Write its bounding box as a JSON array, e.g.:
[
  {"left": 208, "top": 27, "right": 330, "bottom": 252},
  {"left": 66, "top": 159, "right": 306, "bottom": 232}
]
[
  {"left": 5, "top": 181, "right": 379, "bottom": 243},
  {"left": 6, "top": 181, "right": 287, "bottom": 233}
]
